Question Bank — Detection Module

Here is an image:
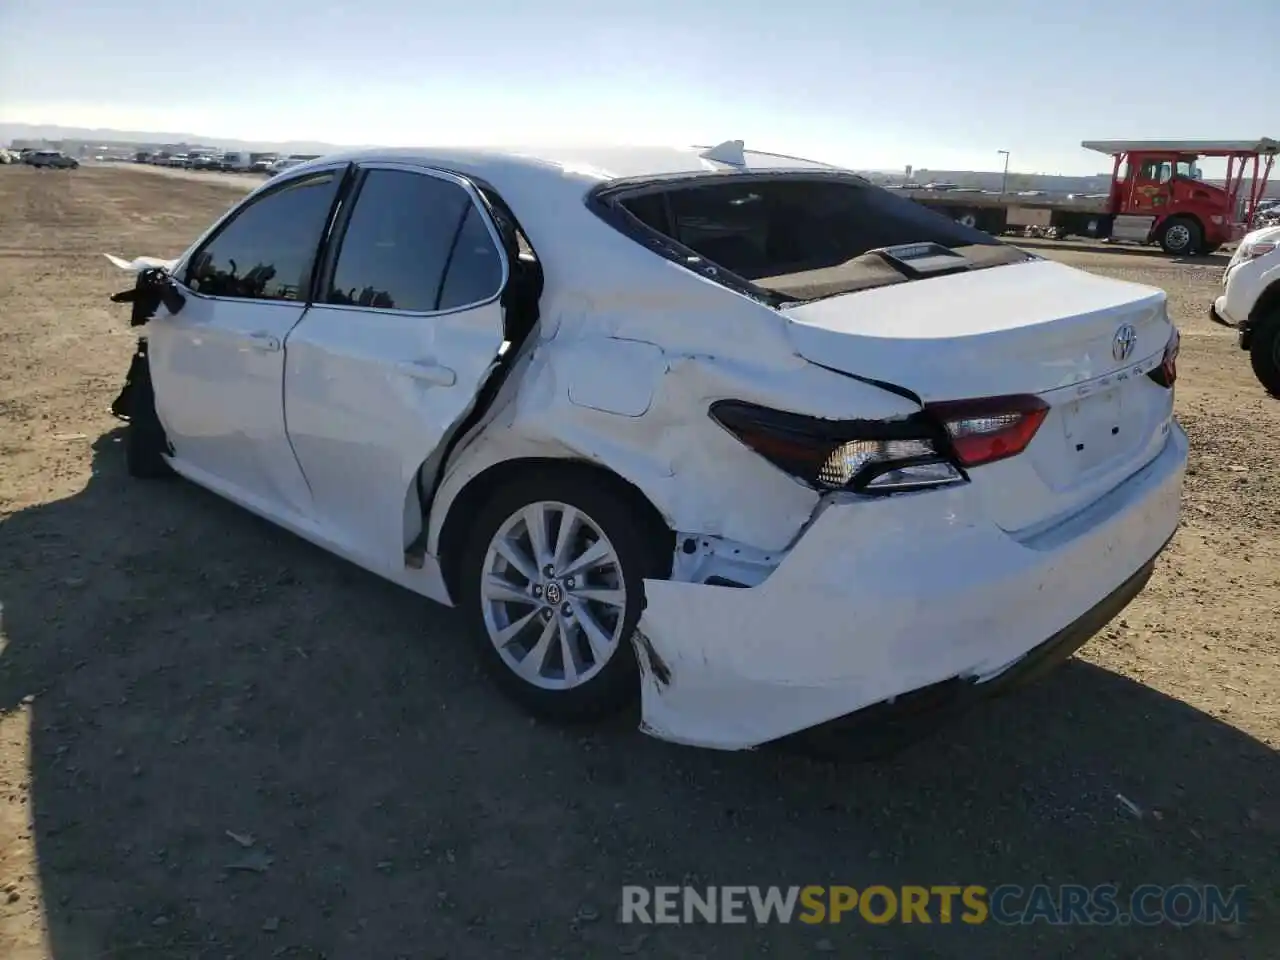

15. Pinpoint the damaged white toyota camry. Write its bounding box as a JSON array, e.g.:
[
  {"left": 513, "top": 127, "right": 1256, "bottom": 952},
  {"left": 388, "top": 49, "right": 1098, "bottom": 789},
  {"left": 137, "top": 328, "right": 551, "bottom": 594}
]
[{"left": 107, "top": 141, "right": 1187, "bottom": 751}]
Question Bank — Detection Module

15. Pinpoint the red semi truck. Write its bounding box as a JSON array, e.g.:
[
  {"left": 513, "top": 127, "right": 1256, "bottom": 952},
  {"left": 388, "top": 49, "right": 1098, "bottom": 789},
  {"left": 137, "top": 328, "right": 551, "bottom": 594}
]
[{"left": 902, "top": 138, "right": 1278, "bottom": 255}]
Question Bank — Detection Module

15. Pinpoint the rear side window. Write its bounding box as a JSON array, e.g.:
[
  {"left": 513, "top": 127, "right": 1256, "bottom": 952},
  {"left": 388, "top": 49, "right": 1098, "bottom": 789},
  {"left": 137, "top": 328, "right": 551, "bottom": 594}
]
[
  {"left": 185, "top": 171, "right": 341, "bottom": 301},
  {"left": 620, "top": 177, "right": 1005, "bottom": 282},
  {"left": 325, "top": 169, "right": 503, "bottom": 313}
]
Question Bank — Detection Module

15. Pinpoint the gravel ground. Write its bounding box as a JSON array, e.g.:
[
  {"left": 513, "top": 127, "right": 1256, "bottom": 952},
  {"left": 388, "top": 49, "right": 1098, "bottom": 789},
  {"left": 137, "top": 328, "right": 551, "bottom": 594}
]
[{"left": 0, "top": 164, "right": 1277, "bottom": 959}]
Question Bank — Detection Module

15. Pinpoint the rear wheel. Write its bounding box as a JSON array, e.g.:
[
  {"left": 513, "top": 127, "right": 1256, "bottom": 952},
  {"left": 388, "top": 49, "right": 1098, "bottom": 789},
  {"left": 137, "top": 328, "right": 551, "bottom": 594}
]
[
  {"left": 1249, "top": 310, "right": 1280, "bottom": 396},
  {"left": 1157, "top": 216, "right": 1202, "bottom": 255},
  {"left": 458, "top": 468, "right": 666, "bottom": 722},
  {"left": 954, "top": 210, "right": 979, "bottom": 229}
]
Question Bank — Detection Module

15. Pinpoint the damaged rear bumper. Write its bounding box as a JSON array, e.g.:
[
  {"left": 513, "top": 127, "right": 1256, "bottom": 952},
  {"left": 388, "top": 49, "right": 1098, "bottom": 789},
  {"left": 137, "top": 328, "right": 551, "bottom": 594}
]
[{"left": 633, "top": 422, "right": 1187, "bottom": 751}]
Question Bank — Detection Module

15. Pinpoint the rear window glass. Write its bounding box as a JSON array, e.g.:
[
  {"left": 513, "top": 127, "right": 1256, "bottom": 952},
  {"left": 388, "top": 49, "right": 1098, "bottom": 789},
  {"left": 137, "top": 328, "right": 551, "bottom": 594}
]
[{"left": 617, "top": 177, "right": 1024, "bottom": 299}]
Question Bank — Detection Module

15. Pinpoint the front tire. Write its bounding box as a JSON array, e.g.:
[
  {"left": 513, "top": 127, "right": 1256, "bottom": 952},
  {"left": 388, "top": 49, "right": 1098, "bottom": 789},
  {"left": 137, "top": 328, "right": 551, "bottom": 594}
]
[
  {"left": 1249, "top": 311, "right": 1280, "bottom": 396},
  {"left": 1157, "top": 216, "right": 1201, "bottom": 255},
  {"left": 458, "top": 468, "right": 665, "bottom": 722}
]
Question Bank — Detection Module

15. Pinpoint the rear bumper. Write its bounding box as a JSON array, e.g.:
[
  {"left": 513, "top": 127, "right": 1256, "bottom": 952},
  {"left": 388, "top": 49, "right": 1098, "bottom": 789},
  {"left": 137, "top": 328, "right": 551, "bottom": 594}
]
[
  {"left": 773, "top": 549, "right": 1161, "bottom": 757},
  {"left": 634, "top": 422, "right": 1187, "bottom": 751}
]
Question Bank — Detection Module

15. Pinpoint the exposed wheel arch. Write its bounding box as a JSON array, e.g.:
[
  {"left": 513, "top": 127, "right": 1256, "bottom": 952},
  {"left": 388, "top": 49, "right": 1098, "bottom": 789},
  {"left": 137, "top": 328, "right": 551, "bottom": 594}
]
[{"left": 436, "top": 457, "right": 675, "bottom": 604}]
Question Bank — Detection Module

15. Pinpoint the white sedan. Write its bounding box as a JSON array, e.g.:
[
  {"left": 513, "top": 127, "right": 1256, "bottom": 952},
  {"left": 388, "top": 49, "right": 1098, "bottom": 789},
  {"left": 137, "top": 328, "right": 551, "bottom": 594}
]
[
  {"left": 106, "top": 141, "right": 1188, "bottom": 751},
  {"left": 1212, "top": 224, "right": 1280, "bottom": 393}
]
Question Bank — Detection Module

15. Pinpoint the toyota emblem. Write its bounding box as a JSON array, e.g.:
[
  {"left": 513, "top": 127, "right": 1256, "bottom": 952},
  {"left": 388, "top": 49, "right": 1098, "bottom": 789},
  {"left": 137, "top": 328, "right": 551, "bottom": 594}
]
[{"left": 1112, "top": 324, "right": 1137, "bottom": 362}]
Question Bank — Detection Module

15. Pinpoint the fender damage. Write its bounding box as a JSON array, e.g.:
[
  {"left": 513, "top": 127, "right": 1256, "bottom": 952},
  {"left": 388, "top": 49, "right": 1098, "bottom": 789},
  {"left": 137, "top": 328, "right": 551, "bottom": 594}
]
[{"left": 427, "top": 306, "right": 962, "bottom": 751}]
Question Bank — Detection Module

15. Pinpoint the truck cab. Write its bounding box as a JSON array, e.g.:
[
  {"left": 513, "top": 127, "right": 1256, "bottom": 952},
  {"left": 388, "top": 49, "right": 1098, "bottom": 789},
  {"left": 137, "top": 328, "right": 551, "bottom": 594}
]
[{"left": 1085, "top": 139, "right": 1278, "bottom": 255}]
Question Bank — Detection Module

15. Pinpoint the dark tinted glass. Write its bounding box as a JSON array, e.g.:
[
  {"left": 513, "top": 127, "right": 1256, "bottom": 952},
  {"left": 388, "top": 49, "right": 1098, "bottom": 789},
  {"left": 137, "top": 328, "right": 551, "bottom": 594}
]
[
  {"left": 326, "top": 170, "right": 473, "bottom": 312},
  {"left": 185, "top": 172, "right": 339, "bottom": 301},
  {"left": 438, "top": 205, "right": 503, "bottom": 310},
  {"left": 642, "top": 178, "right": 1004, "bottom": 281}
]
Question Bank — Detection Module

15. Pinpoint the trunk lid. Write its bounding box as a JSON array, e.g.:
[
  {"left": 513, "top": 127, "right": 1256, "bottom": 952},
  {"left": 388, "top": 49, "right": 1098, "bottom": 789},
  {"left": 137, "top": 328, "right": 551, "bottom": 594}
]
[
  {"left": 781, "top": 258, "right": 1176, "bottom": 535},
  {"left": 780, "top": 259, "right": 1169, "bottom": 402}
]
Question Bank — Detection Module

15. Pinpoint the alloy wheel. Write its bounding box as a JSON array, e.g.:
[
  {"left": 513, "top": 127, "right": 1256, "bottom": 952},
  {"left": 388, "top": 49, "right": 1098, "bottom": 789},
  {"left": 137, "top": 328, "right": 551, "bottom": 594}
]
[{"left": 479, "top": 500, "right": 628, "bottom": 690}]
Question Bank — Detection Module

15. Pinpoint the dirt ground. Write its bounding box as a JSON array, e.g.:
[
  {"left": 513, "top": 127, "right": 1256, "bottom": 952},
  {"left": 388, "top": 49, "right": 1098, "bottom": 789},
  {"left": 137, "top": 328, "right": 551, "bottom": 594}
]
[{"left": 0, "top": 164, "right": 1276, "bottom": 959}]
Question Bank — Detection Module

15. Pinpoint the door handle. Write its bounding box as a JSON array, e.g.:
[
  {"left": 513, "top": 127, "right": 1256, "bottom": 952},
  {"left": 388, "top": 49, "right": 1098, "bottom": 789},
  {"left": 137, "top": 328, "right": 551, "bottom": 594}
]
[
  {"left": 244, "top": 331, "right": 281, "bottom": 352},
  {"left": 397, "top": 360, "right": 457, "bottom": 386}
]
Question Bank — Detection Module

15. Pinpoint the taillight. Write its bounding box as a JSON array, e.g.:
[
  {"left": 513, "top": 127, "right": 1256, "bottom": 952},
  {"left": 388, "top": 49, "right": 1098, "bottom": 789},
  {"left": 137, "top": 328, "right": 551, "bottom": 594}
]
[
  {"left": 924, "top": 394, "right": 1049, "bottom": 468},
  {"left": 1147, "top": 327, "right": 1179, "bottom": 388},
  {"left": 709, "top": 400, "right": 964, "bottom": 493}
]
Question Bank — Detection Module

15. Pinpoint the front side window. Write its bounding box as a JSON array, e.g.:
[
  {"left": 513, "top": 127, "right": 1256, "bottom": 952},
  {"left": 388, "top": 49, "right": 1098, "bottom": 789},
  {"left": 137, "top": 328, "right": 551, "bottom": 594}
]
[
  {"left": 1138, "top": 160, "right": 1173, "bottom": 183},
  {"left": 185, "top": 171, "right": 341, "bottom": 301},
  {"left": 325, "top": 169, "right": 503, "bottom": 313}
]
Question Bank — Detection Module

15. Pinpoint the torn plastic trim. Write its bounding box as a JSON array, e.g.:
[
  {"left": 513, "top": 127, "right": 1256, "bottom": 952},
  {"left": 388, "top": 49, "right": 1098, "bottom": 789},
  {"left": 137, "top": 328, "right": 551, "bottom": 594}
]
[
  {"left": 106, "top": 255, "right": 187, "bottom": 326},
  {"left": 670, "top": 532, "right": 784, "bottom": 588}
]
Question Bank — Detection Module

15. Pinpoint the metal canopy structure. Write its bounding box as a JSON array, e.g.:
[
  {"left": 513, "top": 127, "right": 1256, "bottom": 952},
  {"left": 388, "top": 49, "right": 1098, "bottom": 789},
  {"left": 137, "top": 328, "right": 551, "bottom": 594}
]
[{"left": 1081, "top": 138, "right": 1280, "bottom": 157}]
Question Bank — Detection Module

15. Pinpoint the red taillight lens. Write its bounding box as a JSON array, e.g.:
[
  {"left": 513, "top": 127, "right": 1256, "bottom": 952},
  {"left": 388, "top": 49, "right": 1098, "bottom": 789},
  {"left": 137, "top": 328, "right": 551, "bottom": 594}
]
[
  {"left": 925, "top": 394, "right": 1049, "bottom": 468},
  {"left": 1148, "top": 327, "right": 1179, "bottom": 388},
  {"left": 709, "top": 400, "right": 964, "bottom": 493}
]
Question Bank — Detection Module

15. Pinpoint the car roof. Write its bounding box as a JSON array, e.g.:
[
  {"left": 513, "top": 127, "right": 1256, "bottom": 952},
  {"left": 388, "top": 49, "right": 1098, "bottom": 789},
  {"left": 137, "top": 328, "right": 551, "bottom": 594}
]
[{"left": 292, "top": 142, "right": 843, "bottom": 194}]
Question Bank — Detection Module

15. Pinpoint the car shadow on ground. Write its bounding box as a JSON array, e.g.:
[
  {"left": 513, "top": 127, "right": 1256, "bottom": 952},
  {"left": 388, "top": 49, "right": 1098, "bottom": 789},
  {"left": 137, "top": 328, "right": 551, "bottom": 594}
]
[{"left": 0, "top": 430, "right": 1275, "bottom": 959}]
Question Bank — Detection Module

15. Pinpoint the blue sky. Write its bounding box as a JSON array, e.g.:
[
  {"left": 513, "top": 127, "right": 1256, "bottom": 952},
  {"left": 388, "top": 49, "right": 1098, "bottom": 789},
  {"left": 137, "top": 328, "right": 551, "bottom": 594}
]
[{"left": 2, "top": 0, "right": 1276, "bottom": 174}]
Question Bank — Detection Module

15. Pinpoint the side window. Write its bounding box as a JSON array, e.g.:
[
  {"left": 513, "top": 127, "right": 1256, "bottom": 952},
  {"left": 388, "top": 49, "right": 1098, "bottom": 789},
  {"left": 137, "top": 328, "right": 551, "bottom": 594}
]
[
  {"left": 326, "top": 169, "right": 499, "bottom": 313},
  {"left": 185, "top": 172, "right": 340, "bottom": 301},
  {"left": 1138, "top": 160, "right": 1172, "bottom": 183},
  {"left": 438, "top": 205, "right": 504, "bottom": 310}
]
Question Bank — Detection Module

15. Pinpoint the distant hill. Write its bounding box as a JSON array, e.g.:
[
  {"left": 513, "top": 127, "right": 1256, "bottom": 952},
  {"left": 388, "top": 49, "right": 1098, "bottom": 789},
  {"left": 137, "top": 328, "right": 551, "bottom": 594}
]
[
  {"left": 7, "top": 122, "right": 1279, "bottom": 199},
  {"left": 0, "top": 122, "right": 360, "bottom": 156}
]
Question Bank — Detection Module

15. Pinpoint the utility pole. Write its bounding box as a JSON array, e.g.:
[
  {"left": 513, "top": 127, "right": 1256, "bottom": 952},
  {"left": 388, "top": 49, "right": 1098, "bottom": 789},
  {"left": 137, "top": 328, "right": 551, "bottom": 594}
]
[{"left": 998, "top": 150, "right": 1011, "bottom": 194}]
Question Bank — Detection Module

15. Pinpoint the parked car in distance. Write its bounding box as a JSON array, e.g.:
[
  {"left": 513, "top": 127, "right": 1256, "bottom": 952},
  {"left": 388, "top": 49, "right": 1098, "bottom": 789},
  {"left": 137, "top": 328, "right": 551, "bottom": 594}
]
[
  {"left": 1211, "top": 224, "right": 1280, "bottom": 394},
  {"left": 191, "top": 154, "right": 221, "bottom": 171},
  {"left": 266, "top": 157, "right": 308, "bottom": 177},
  {"left": 105, "top": 142, "right": 1187, "bottom": 752},
  {"left": 249, "top": 156, "right": 278, "bottom": 173},
  {"left": 27, "top": 150, "right": 79, "bottom": 169}
]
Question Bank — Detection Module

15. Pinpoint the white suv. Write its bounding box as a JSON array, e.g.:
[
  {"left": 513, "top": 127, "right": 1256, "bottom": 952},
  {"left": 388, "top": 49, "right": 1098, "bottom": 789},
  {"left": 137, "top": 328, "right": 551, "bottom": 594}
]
[
  {"left": 105, "top": 143, "right": 1187, "bottom": 751},
  {"left": 1212, "top": 224, "right": 1280, "bottom": 394}
]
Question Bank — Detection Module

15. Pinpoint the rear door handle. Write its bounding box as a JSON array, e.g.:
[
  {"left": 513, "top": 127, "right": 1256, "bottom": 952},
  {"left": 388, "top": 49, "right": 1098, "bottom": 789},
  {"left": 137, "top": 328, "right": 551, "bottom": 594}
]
[
  {"left": 244, "top": 331, "right": 281, "bottom": 352},
  {"left": 396, "top": 360, "right": 457, "bottom": 387}
]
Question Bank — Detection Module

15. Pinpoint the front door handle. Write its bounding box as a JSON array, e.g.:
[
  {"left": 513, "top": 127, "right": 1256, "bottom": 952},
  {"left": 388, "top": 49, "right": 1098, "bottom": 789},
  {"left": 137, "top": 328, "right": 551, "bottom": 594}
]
[
  {"left": 244, "top": 331, "right": 281, "bottom": 352},
  {"left": 397, "top": 360, "right": 457, "bottom": 387}
]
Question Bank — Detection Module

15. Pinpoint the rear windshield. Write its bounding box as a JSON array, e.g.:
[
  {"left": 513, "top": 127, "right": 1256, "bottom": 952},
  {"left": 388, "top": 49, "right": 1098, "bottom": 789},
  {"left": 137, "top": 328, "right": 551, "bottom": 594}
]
[{"left": 610, "top": 176, "right": 1031, "bottom": 302}]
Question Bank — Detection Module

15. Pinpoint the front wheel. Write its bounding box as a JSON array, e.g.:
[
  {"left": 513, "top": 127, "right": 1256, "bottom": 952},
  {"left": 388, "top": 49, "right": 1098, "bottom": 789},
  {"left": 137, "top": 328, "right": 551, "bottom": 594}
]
[
  {"left": 458, "top": 468, "right": 665, "bottom": 722},
  {"left": 1249, "top": 311, "right": 1280, "bottom": 396},
  {"left": 1157, "top": 216, "right": 1202, "bottom": 255}
]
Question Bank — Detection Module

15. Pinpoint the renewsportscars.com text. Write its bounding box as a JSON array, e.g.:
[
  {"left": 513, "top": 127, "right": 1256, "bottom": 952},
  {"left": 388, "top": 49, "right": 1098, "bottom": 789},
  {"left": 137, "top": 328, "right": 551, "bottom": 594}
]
[{"left": 620, "top": 884, "right": 1246, "bottom": 926}]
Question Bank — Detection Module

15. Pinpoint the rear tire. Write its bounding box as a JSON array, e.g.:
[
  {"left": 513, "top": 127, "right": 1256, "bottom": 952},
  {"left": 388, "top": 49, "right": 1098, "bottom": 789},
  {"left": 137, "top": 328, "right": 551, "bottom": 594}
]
[
  {"left": 125, "top": 350, "right": 174, "bottom": 479},
  {"left": 1249, "top": 311, "right": 1280, "bottom": 396},
  {"left": 1157, "top": 216, "right": 1201, "bottom": 255},
  {"left": 458, "top": 467, "right": 666, "bottom": 723}
]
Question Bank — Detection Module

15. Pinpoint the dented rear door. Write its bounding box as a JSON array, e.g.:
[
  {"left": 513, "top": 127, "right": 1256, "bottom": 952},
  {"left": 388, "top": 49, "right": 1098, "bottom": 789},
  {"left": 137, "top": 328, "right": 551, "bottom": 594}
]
[{"left": 282, "top": 163, "right": 509, "bottom": 574}]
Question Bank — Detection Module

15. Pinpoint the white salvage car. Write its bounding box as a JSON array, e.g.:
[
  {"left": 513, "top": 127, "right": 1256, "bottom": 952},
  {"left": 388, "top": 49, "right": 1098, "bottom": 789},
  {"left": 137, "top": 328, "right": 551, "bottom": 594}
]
[
  {"left": 1211, "top": 223, "right": 1280, "bottom": 394},
  {"left": 106, "top": 141, "right": 1188, "bottom": 751}
]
